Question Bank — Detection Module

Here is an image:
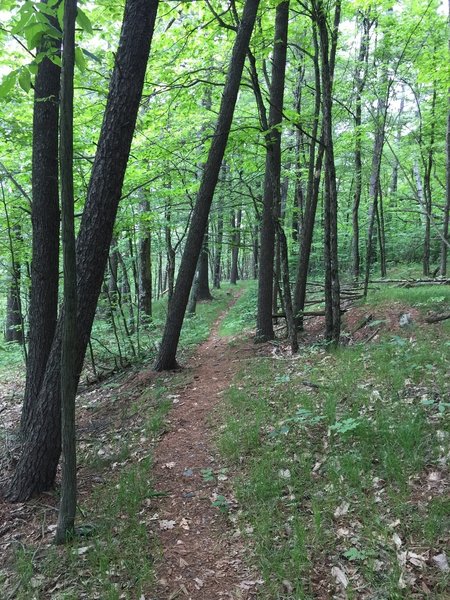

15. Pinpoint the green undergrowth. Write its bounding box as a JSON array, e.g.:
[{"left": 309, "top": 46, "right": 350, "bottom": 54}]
[
  {"left": 88, "top": 284, "right": 239, "bottom": 371},
  {"left": 218, "top": 299, "right": 449, "bottom": 598},
  {"left": 219, "top": 280, "right": 257, "bottom": 337},
  {"left": 6, "top": 289, "right": 238, "bottom": 599},
  {"left": 0, "top": 284, "right": 240, "bottom": 378},
  {"left": 364, "top": 283, "right": 450, "bottom": 311}
]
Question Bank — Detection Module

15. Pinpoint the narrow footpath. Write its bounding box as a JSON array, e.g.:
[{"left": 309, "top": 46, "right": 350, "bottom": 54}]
[{"left": 151, "top": 294, "right": 260, "bottom": 600}]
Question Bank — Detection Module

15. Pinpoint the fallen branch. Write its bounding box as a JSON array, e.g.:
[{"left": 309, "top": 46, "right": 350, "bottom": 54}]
[
  {"left": 425, "top": 313, "right": 450, "bottom": 324},
  {"left": 365, "top": 327, "right": 381, "bottom": 343},
  {"left": 351, "top": 313, "right": 373, "bottom": 335}
]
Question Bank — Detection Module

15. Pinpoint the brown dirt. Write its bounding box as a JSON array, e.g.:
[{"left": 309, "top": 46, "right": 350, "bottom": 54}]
[{"left": 150, "top": 297, "right": 261, "bottom": 600}]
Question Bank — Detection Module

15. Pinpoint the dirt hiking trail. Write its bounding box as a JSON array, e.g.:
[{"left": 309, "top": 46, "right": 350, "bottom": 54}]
[{"left": 151, "top": 292, "right": 261, "bottom": 600}]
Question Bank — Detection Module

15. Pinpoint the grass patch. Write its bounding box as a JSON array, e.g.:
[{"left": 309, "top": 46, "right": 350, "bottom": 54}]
[
  {"left": 364, "top": 284, "right": 450, "bottom": 311},
  {"left": 219, "top": 280, "right": 257, "bottom": 337},
  {"left": 218, "top": 292, "right": 449, "bottom": 599}
]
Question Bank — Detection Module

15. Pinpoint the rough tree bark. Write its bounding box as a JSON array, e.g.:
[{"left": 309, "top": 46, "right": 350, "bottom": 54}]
[
  {"left": 255, "top": 0, "right": 289, "bottom": 342},
  {"left": 21, "top": 6, "right": 61, "bottom": 435},
  {"left": 6, "top": 0, "right": 159, "bottom": 502},
  {"left": 154, "top": 0, "right": 260, "bottom": 370},
  {"left": 316, "top": 0, "right": 341, "bottom": 344}
]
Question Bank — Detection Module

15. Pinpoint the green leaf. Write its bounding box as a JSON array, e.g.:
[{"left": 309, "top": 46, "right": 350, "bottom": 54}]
[
  {"left": 75, "top": 46, "right": 87, "bottom": 71},
  {"left": 11, "top": 10, "right": 32, "bottom": 35},
  {"left": 48, "top": 53, "right": 62, "bottom": 67},
  {"left": 24, "top": 23, "right": 48, "bottom": 49},
  {"left": 57, "top": 1, "right": 65, "bottom": 29},
  {"left": 0, "top": 71, "right": 17, "bottom": 98},
  {"left": 76, "top": 8, "right": 93, "bottom": 34},
  {"left": 18, "top": 68, "right": 32, "bottom": 93}
]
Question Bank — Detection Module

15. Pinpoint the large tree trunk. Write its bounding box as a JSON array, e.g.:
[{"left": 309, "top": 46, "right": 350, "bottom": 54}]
[
  {"left": 6, "top": 0, "right": 159, "bottom": 502},
  {"left": 21, "top": 11, "right": 61, "bottom": 435},
  {"left": 154, "top": 0, "right": 260, "bottom": 371},
  {"left": 316, "top": 0, "right": 341, "bottom": 344},
  {"left": 255, "top": 0, "right": 289, "bottom": 342}
]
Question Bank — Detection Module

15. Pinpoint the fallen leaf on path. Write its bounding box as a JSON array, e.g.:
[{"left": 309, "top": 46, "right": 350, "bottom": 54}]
[
  {"left": 159, "top": 520, "right": 176, "bottom": 530},
  {"left": 398, "top": 571, "right": 416, "bottom": 589},
  {"left": 334, "top": 501, "right": 349, "bottom": 518},
  {"left": 194, "top": 577, "right": 204, "bottom": 589},
  {"left": 432, "top": 553, "right": 449, "bottom": 572},
  {"left": 331, "top": 566, "right": 348, "bottom": 588}
]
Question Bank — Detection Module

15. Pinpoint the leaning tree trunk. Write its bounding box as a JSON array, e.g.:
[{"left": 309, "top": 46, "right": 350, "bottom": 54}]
[
  {"left": 255, "top": 0, "right": 289, "bottom": 342},
  {"left": 154, "top": 0, "right": 260, "bottom": 371},
  {"left": 6, "top": 0, "right": 159, "bottom": 502},
  {"left": 21, "top": 14, "right": 61, "bottom": 436}
]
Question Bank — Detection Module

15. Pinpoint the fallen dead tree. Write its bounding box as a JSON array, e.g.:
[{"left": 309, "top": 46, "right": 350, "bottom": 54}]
[
  {"left": 425, "top": 313, "right": 450, "bottom": 324},
  {"left": 369, "top": 278, "right": 450, "bottom": 287}
]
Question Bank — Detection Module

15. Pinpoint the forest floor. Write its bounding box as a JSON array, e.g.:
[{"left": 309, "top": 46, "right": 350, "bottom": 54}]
[
  {"left": 0, "top": 281, "right": 449, "bottom": 600},
  {"left": 0, "top": 286, "right": 263, "bottom": 600}
]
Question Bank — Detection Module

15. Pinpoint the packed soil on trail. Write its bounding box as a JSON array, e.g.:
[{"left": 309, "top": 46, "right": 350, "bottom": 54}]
[{"left": 150, "top": 295, "right": 261, "bottom": 600}]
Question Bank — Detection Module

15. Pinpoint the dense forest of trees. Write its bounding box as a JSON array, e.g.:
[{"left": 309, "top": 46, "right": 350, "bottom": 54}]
[{"left": 0, "top": 0, "right": 448, "bottom": 516}]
